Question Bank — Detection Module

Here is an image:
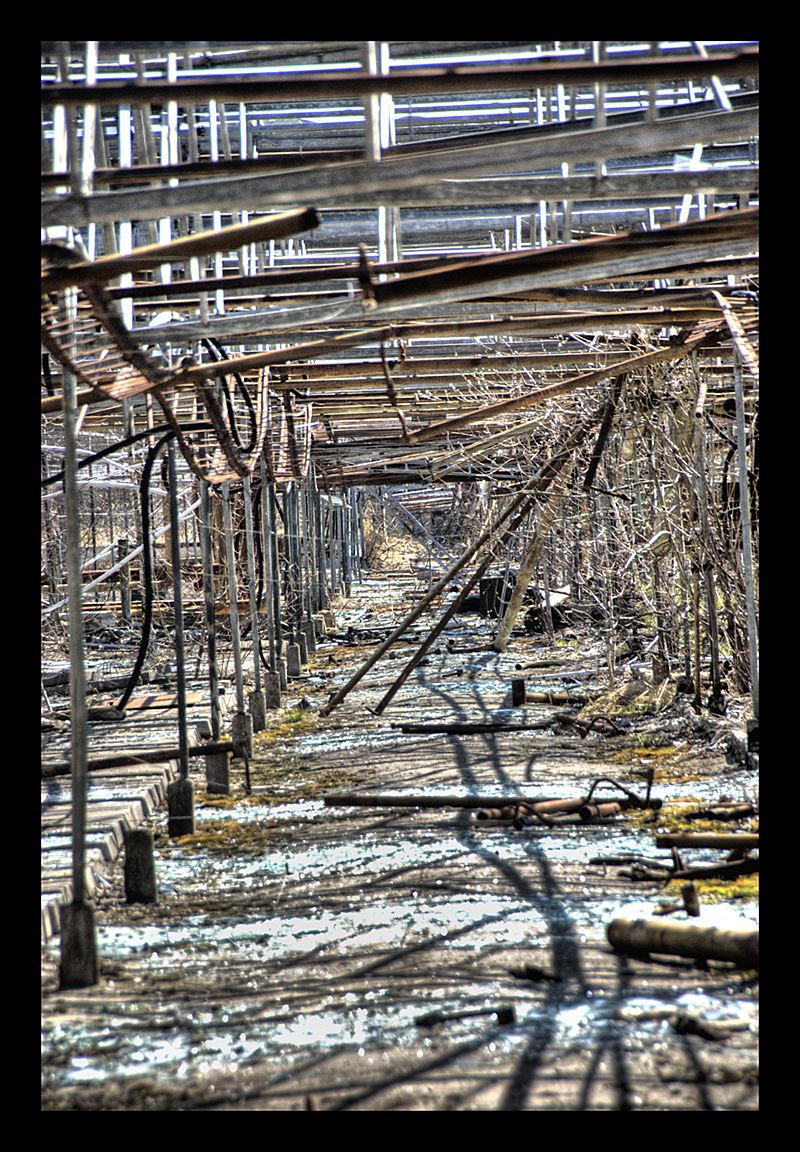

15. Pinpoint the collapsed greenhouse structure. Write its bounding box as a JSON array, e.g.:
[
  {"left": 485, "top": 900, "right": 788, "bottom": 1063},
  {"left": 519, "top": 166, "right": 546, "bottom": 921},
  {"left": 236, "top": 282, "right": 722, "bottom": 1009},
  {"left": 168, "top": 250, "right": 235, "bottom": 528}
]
[{"left": 42, "top": 42, "right": 759, "bottom": 1111}]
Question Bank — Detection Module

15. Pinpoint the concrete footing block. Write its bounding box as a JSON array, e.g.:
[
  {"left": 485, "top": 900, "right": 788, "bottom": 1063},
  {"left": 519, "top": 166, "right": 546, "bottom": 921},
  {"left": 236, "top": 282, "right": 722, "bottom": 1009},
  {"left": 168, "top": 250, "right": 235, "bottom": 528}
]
[
  {"left": 264, "top": 672, "right": 281, "bottom": 709},
  {"left": 125, "top": 828, "right": 158, "bottom": 903},
  {"left": 167, "top": 777, "right": 195, "bottom": 838},
  {"left": 205, "top": 751, "right": 230, "bottom": 794},
  {"left": 232, "top": 710, "right": 253, "bottom": 759},
  {"left": 249, "top": 688, "right": 266, "bottom": 732},
  {"left": 59, "top": 900, "right": 98, "bottom": 989}
]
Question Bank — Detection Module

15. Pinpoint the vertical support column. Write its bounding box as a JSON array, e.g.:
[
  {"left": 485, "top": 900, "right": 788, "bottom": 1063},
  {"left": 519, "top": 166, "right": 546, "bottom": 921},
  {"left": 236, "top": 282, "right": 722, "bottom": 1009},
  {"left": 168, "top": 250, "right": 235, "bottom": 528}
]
[
  {"left": 166, "top": 439, "right": 194, "bottom": 837},
  {"left": 243, "top": 474, "right": 265, "bottom": 731},
  {"left": 222, "top": 482, "right": 252, "bottom": 758},
  {"left": 200, "top": 481, "right": 221, "bottom": 741},
  {"left": 343, "top": 491, "right": 353, "bottom": 597},
  {"left": 59, "top": 293, "right": 98, "bottom": 989},
  {"left": 117, "top": 537, "right": 131, "bottom": 624},
  {"left": 733, "top": 348, "right": 759, "bottom": 720}
]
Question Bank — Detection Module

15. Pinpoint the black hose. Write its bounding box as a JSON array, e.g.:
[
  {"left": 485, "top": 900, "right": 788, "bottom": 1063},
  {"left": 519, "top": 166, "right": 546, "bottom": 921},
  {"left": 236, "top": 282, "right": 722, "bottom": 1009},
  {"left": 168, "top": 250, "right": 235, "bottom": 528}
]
[{"left": 115, "top": 430, "right": 174, "bottom": 713}]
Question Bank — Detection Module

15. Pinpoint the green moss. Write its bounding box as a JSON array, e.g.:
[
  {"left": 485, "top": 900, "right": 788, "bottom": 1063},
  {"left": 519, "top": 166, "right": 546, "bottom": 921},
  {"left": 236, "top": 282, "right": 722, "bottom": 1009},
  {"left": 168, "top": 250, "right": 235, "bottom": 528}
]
[{"left": 172, "top": 817, "right": 294, "bottom": 856}]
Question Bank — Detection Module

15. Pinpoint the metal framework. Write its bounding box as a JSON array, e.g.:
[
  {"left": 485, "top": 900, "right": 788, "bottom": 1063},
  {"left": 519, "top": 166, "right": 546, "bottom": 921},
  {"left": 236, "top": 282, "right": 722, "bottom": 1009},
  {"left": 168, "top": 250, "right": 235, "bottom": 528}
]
[{"left": 42, "top": 39, "right": 758, "bottom": 492}]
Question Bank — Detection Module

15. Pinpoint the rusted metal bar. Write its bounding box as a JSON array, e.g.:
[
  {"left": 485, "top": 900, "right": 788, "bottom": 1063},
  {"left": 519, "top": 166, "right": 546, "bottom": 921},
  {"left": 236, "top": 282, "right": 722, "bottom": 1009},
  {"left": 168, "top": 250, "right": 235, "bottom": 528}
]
[
  {"left": 405, "top": 313, "right": 733, "bottom": 447},
  {"left": 416, "top": 1005, "right": 515, "bottom": 1028},
  {"left": 579, "top": 801, "right": 624, "bottom": 821},
  {"left": 42, "top": 109, "right": 759, "bottom": 228},
  {"left": 511, "top": 679, "right": 589, "bottom": 707},
  {"left": 318, "top": 482, "right": 541, "bottom": 717},
  {"left": 324, "top": 792, "right": 554, "bottom": 810},
  {"left": 669, "top": 858, "right": 759, "bottom": 882},
  {"left": 372, "top": 495, "right": 535, "bottom": 714},
  {"left": 395, "top": 720, "right": 554, "bottom": 734},
  {"left": 41, "top": 50, "right": 759, "bottom": 108},
  {"left": 582, "top": 373, "right": 627, "bottom": 491},
  {"left": 41, "top": 741, "right": 242, "bottom": 778},
  {"left": 656, "top": 833, "right": 759, "bottom": 850},
  {"left": 41, "top": 209, "right": 321, "bottom": 292},
  {"left": 607, "top": 917, "right": 759, "bottom": 967}
]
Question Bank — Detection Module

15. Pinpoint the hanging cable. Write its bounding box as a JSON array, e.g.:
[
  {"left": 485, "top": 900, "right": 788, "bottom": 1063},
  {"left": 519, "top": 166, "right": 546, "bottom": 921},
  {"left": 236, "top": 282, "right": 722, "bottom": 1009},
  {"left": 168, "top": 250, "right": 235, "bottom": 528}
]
[{"left": 115, "top": 430, "right": 175, "bottom": 713}]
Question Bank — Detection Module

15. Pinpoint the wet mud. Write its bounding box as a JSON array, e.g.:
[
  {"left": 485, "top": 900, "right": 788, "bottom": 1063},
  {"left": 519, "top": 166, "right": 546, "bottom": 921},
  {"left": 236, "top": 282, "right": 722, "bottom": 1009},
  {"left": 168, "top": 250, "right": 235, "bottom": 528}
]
[{"left": 42, "top": 582, "right": 758, "bottom": 1111}]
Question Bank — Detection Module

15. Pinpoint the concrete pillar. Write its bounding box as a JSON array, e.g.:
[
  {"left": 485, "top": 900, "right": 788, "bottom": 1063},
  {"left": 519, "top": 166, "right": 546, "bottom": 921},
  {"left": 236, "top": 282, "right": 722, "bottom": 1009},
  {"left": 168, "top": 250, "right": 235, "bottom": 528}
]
[
  {"left": 205, "top": 751, "right": 230, "bottom": 794},
  {"left": 303, "top": 619, "right": 316, "bottom": 655},
  {"left": 296, "top": 630, "right": 309, "bottom": 666},
  {"left": 124, "top": 828, "right": 158, "bottom": 903},
  {"left": 276, "top": 656, "right": 287, "bottom": 691},
  {"left": 59, "top": 901, "right": 99, "bottom": 989},
  {"left": 167, "top": 777, "right": 195, "bottom": 838}
]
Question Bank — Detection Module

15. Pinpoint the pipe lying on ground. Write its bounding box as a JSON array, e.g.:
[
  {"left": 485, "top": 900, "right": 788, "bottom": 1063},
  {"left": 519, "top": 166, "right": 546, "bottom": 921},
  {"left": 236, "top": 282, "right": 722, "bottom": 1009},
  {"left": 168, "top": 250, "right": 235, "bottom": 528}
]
[
  {"left": 607, "top": 917, "right": 758, "bottom": 967},
  {"left": 656, "top": 833, "right": 759, "bottom": 850}
]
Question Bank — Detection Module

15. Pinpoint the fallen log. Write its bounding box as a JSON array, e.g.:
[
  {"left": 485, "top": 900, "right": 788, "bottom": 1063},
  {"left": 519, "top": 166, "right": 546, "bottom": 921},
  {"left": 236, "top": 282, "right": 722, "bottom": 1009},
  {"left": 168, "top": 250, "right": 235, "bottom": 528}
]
[{"left": 607, "top": 917, "right": 758, "bottom": 968}]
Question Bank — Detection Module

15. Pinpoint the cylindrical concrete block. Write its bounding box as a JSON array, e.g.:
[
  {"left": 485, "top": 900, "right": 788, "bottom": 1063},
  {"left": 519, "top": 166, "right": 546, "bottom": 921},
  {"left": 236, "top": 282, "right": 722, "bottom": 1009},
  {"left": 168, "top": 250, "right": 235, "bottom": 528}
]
[
  {"left": 125, "top": 828, "right": 158, "bottom": 904},
  {"left": 322, "top": 609, "right": 335, "bottom": 632},
  {"left": 277, "top": 657, "right": 287, "bottom": 691},
  {"left": 313, "top": 613, "right": 326, "bottom": 639},
  {"left": 205, "top": 751, "right": 230, "bottom": 795},
  {"left": 303, "top": 620, "right": 316, "bottom": 655},
  {"left": 264, "top": 671, "right": 281, "bottom": 709},
  {"left": 249, "top": 688, "right": 266, "bottom": 732},
  {"left": 167, "top": 777, "right": 195, "bottom": 838},
  {"left": 286, "top": 643, "right": 302, "bottom": 679}
]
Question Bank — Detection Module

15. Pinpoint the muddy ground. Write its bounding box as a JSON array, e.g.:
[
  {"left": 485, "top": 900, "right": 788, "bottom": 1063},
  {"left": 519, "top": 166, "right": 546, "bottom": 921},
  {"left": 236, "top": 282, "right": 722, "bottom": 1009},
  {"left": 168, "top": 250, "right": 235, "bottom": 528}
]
[{"left": 41, "top": 576, "right": 758, "bottom": 1111}]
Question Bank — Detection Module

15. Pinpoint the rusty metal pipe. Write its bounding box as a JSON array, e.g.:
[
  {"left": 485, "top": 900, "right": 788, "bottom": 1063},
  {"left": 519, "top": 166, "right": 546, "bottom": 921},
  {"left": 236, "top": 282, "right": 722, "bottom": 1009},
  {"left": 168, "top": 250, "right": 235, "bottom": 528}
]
[
  {"left": 324, "top": 792, "right": 554, "bottom": 810},
  {"left": 579, "top": 801, "right": 624, "bottom": 821},
  {"left": 41, "top": 209, "right": 321, "bottom": 292},
  {"left": 607, "top": 917, "right": 758, "bottom": 967}
]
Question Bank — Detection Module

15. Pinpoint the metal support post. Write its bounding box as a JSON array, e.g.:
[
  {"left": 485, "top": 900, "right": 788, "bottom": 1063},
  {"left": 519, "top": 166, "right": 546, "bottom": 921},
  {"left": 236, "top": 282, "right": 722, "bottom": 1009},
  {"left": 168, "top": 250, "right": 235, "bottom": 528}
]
[
  {"left": 200, "top": 481, "right": 222, "bottom": 741},
  {"left": 243, "top": 474, "right": 265, "bottom": 730},
  {"left": 166, "top": 438, "right": 194, "bottom": 836},
  {"left": 222, "top": 481, "right": 252, "bottom": 756},
  {"left": 59, "top": 330, "right": 98, "bottom": 989},
  {"left": 733, "top": 347, "right": 759, "bottom": 720}
]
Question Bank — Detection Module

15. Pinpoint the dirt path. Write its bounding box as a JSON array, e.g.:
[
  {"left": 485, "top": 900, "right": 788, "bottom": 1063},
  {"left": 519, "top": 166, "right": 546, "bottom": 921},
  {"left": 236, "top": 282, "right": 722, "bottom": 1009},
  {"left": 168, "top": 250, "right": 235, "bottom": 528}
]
[{"left": 42, "top": 584, "right": 758, "bottom": 1111}]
